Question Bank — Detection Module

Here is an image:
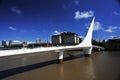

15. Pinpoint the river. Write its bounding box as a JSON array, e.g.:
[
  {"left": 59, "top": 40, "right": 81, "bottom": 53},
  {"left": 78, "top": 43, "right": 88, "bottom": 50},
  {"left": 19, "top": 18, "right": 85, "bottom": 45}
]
[{"left": 0, "top": 51, "right": 120, "bottom": 80}]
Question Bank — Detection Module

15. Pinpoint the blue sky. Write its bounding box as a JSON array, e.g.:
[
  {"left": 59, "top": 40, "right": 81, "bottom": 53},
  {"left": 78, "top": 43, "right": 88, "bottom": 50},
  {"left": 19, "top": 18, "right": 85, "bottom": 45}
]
[{"left": 0, "top": 0, "right": 120, "bottom": 42}]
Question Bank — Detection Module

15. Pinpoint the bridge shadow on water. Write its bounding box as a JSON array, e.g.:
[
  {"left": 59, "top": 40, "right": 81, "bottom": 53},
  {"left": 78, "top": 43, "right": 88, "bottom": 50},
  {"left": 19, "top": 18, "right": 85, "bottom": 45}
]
[{"left": 0, "top": 53, "right": 85, "bottom": 79}]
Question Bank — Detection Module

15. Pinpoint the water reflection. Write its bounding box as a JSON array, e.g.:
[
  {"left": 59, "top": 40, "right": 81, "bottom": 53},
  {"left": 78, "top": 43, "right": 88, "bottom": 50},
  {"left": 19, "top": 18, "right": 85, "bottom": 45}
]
[
  {"left": 58, "top": 64, "right": 64, "bottom": 80},
  {"left": 21, "top": 57, "right": 27, "bottom": 66},
  {"left": 86, "top": 57, "right": 95, "bottom": 80}
]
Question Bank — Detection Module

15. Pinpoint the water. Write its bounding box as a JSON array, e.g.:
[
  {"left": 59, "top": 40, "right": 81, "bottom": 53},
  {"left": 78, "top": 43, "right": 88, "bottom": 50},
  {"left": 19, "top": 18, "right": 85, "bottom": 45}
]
[{"left": 0, "top": 51, "right": 120, "bottom": 80}]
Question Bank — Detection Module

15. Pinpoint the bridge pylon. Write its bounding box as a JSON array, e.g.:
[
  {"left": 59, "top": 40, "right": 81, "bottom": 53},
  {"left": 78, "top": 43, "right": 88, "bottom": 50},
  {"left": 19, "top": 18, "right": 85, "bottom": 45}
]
[{"left": 77, "top": 17, "right": 95, "bottom": 56}]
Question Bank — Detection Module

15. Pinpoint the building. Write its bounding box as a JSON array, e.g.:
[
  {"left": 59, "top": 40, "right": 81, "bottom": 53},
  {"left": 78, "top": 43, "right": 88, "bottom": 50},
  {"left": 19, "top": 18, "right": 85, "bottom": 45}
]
[
  {"left": 52, "top": 35, "right": 62, "bottom": 46},
  {"left": 2, "top": 40, "right": 7, "bottom": 47},
  {"left": 52, "top": 32, "right": 81, "bottom": 46},
  {"left": 61, "top": 32, "right": 79, "bottom": 45},
  {"left": 106, "top": 37, "right": 120, "bottom": 50},
  {"left": 8, "top": 40, "right": 12, "bottom": 47}
]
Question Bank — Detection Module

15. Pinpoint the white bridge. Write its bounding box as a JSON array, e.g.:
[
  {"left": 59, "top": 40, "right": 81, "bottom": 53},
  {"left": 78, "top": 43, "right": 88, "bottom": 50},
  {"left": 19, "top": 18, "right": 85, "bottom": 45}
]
[{"left": 0, "top": 17, "right": 104, "bottom": 63}]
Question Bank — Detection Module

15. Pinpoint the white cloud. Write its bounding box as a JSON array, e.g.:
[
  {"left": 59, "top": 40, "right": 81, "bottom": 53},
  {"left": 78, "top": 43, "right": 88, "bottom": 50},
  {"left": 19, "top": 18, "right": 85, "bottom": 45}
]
[
  {"left": 110, "top": 35, "right": 116, "bottom": 39},
  {"left": 53, "top": 30, "right": 61, "bottom": 35},
  {"left": 105, "top": 29, "right": 113, "bottom": 33},
  {"left": 104, "top": 26, "right": 120, "bottom": 33},
  {"left": 27, "top": 41, "right": 35, "bottom": 44},
  {"left": 74, "top": 10, "right": 94, "bottom": 19},
  {"left": 94, "top": 22, "right": 103, "bottom": 31},
  {"left": 11, "top": 6, "right": 21, "bottom": 15},
  {"left": 12, "top": 40, "right": 23, "bottom": 45},
  {"left": 113, "top": 11, "right": 120, "bottom": 16},
  {"left": 85, "top": 21, "right": 103, "bottom": 31},
  {"left": 9, "top": 26, "right": 16, "bottom": 31},
  {"left": 79, "top": 36, "right": 84, "bottom": 38}
]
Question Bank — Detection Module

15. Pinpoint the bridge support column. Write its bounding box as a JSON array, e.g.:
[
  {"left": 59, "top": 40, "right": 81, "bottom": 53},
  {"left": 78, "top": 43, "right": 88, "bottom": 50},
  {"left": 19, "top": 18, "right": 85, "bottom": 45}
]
[
  {"left": 83, "top": 47, "right": 92, "bottom": 57},
  {"left": 58, "top": 51, "right": 64, "bottom": 64},
  {"left": 98, "top": 48, "right": 100, "bottom": 52}
]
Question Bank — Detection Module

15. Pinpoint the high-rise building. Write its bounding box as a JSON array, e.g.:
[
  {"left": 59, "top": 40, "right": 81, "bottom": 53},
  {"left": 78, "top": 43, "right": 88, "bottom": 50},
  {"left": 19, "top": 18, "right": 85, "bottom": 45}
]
[
  {"left": 2, "top": 40, "right": 7, "bottom": 47},
  {"left": 52, "top": 35, "right": 62, "bottom": 46},
  {"left": 61, "top": 32, "right": 79, "bottom": 45},
  {"left": 52, "top": 32, "right": 81, "bottom": 46},
  {"left": 9, "top": 40, "right": 12, "bottom": 47}
]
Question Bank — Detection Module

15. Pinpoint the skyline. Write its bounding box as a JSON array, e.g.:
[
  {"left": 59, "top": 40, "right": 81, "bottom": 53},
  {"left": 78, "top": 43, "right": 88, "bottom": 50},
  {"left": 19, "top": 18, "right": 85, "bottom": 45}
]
[{"left": 0, "top": 0, "right": 120, "bottom": 42}]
